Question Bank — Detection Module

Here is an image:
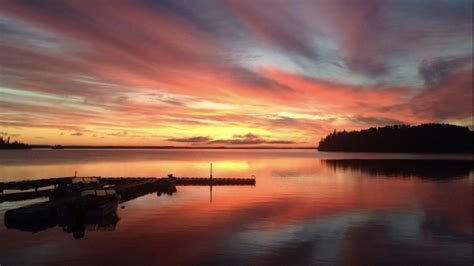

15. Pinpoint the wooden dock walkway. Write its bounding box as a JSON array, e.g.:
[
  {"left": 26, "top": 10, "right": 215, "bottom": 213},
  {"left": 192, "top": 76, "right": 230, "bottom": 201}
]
[
  {"left": 0, "top": 177, "right": 72, "bottom": 192},
  {"left": 0, "top": 188, "right": 55, "bottom": 202},
  {"left": 0, "top": 176, "right": 255, "bottom": 202},
  {"left": 0, "top": 176, "right": 255, "bottom": 189},
  {"left": 112, "top": 178, "right": 177, "bottom": 203},
  {"left": 175, "top": 177, "right": 255, "bottom": 186}
]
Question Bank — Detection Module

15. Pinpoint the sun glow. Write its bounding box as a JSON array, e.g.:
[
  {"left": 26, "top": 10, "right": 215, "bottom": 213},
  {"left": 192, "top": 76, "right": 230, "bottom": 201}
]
[{"left": 0, "top": 1, "right": 471, "bottom": 146}]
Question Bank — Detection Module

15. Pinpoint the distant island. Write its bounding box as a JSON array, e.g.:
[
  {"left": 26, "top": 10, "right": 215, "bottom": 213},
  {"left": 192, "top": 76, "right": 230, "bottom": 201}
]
[
  {"left": 0, "top": 137, "right": 30, "bottom": 150},
  {"left": 318, "top": 124, "right": 473, "bottom": 153}
]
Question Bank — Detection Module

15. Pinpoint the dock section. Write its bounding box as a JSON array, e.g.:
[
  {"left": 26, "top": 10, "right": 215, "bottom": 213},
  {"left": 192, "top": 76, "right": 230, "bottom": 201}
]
[
  {"left": 2, "top": 175, "right": 255, "bottom": 238},
  {"left": 2, "top": 178, "right": 177, "bottom": 236},
  {"left": 0, "top": 177, "right": 72, "bottom": 192},
  {"left": 112, "top": 178, "right": 177, "bottom": 203},
  {"left": 175, "top": 177, "right": 255, "bottom": 186},
  {"left": 0, "top": 176, "right": 255, "bottom": 203}
]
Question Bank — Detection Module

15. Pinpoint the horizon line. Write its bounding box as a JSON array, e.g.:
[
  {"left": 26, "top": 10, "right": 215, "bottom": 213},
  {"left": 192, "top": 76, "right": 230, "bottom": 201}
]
[{"left": 28, "top": 145, "right": 318, "bottom": 150}]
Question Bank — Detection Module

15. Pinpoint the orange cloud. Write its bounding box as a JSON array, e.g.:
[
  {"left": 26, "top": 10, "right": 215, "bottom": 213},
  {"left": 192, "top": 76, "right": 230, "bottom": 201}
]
[{"left": 0, "top": 1, "right": 471, "bottom": 145}]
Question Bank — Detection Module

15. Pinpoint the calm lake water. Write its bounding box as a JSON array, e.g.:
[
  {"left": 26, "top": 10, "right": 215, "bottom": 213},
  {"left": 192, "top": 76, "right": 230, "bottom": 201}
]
[{"left": 0, "top": 149, "right": 472, "bottom": 265}]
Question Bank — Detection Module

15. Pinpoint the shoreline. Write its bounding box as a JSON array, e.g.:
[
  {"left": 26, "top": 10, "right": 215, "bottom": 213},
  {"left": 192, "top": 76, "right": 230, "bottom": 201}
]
[{"left": 3, "top": 146, "right": 318, "bottom": 150}]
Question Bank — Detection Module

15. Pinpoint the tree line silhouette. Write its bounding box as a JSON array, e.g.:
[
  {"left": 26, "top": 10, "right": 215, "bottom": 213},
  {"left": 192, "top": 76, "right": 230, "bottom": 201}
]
[
  {"left": 318, "top": 124, "right": 473, "bottom": 153},
  {"left": 0, "top": 137, "right": 30, "bottom": 149}
]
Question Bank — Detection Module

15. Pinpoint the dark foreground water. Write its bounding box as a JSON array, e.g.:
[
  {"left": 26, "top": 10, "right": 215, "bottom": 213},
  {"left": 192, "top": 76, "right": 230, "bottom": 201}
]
[{"left": 0, "top": 149, "right": 472, "bottom": 265}]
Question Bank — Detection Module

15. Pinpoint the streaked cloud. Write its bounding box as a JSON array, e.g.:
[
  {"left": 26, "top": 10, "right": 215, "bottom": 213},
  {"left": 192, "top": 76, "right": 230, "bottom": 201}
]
[
  {"left": 168, "top": 133, "right": 296, "bottom": 145},
  {"left": 0, "top": 0, "right": 471, "bottom": 145},
  {"left": 167, "top": 136, "right": 212, "bottom": 143}
]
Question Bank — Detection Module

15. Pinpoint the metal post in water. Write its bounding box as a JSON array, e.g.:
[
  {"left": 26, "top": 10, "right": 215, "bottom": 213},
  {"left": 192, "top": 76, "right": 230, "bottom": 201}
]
[{"left": 210, "top": 163, "right": 213, "bottom": 180}]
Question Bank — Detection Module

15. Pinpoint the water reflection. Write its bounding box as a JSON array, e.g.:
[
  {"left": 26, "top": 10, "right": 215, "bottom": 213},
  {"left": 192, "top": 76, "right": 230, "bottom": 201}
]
[
  {"left": 4, "top": 193, "right": 121, "bottom": 239},
  {"left": 0, "top": 150, "right": 472, "bottom": 265},
  {"left": 322, "top": 159, "right": 473, "bottom": 179}
]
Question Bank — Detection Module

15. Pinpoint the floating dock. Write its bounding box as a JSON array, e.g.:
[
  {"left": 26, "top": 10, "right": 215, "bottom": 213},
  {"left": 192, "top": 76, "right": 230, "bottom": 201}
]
[
  {"left": 2, "top": 177, "right": 177, "bottom": 234},
  {"left": 175, "top": 177, "right": 255, "bottom": 186},
  {"left": 111, "top": 178, "right": 177, "bottom": 203},
  {"left": 0, "top": 177, "right": 72, "bottom": 192},
  {"left": 0, "top": 175, "right": 255, "bottom": 202},
  {"left": 1, "top": 174, "right": 254, "bottom": 237},
  {"left": 2, "top": 175, "right": 255, "bottom": 235}
]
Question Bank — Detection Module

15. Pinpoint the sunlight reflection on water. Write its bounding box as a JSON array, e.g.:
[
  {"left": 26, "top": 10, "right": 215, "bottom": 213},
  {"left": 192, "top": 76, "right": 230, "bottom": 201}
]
[{"left": 0, "top": 149, "right": 472, "bottom": 265}]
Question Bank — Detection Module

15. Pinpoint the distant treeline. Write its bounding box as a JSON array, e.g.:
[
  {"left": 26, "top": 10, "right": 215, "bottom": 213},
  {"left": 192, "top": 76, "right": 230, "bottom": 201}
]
[
  {"left": 0, "top": 137, "right": 30, "bottom": 150},
  {"left": 318, "top": 124, "right": 474, "bottom": 153}
]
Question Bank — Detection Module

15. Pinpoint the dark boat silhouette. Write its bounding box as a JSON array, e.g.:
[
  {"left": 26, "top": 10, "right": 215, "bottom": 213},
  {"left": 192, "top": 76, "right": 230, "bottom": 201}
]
[
  {"left": 3, "top": 176, "right": 179, "bottom": 238},
  {"left": 4, "top": 188, "right": 121, "bottom": 239}
]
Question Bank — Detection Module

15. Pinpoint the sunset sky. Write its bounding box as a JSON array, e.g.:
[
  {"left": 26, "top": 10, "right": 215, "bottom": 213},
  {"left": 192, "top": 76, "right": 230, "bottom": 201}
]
[{"left": 0, "top": 0, "right": 472, "bottom": 146}]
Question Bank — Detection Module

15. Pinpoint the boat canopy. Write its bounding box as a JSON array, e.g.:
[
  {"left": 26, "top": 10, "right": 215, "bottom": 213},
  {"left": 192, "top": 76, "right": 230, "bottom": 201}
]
[{"left": 72, "top": 177, "right": 99, "bottom": 184}]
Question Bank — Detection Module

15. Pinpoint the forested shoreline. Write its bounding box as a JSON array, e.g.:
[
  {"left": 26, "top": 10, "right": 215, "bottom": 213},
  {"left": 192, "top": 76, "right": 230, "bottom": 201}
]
[{"left": 318, "top": 124, "right": 473, "bottom": 153}]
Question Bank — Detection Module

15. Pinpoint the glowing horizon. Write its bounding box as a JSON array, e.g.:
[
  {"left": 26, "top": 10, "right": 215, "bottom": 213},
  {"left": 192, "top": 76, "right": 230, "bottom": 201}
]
[{"left": 0, "top": 0, "right": 472, "bottom": 146}]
